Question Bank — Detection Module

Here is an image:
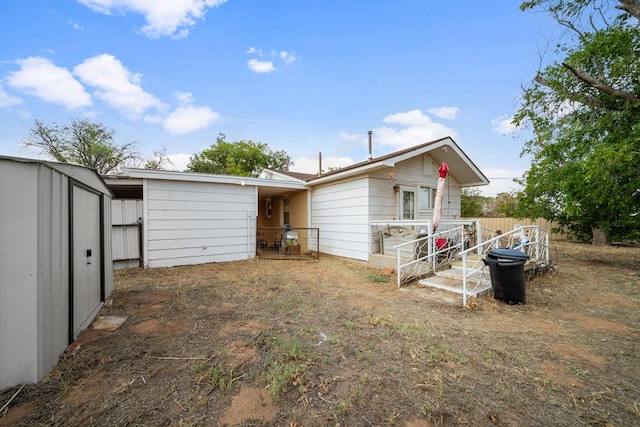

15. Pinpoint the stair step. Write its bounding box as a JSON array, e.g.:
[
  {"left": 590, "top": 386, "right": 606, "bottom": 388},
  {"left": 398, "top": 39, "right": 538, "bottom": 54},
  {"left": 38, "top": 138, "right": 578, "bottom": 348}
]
[{"left": 418, "top": 275, "right": 492, "bottom": 296}]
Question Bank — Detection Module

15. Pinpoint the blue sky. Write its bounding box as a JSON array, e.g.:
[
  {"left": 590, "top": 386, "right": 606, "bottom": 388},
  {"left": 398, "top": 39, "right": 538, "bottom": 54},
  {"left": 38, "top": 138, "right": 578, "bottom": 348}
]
[{"left": 0, "top": 1, "right": 557, "bottom": 195}]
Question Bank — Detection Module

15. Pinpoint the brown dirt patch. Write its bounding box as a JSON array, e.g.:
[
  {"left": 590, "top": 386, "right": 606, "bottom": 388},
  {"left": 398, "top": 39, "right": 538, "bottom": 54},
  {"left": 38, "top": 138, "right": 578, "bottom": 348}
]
[
  {"left": 540, "top": 361, "right": 586, "bottom": 389},
  {"left": 550, "top": 343, "right": 606, "bottom": 367},
  {"left": 1, "top": 242, "right": 639, "bottom": 426},
  {"left": 559, "top": 311, "right": 632, "bottom": 334},
  {"left": 219, "top": 387, "right": 277, "bottom": 425}
]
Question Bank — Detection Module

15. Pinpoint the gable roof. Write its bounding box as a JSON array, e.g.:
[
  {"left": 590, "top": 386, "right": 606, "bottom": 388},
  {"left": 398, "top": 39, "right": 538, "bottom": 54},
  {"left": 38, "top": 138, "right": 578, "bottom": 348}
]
[
  {"left": 0, "top": 155, "right": 113, "bottom": 196},
  {"left": 268, "top": 137, "right": 489, "bottom": 187}
]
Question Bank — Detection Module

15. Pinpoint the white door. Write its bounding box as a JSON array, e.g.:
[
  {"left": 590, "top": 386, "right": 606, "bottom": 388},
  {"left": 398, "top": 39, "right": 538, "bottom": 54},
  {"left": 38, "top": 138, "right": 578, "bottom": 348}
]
[
  {"left": 399, "top": 186, "right": 416, "bottom": 220},
  {"left": 72, "top": 186, "right": 102, "bottom": 338}
]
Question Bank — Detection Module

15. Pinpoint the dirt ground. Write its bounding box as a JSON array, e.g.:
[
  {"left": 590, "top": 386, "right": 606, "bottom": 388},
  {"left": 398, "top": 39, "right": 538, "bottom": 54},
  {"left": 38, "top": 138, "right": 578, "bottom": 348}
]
[{"left": 1, "top": 241, "right": 639, "bottom": 426}]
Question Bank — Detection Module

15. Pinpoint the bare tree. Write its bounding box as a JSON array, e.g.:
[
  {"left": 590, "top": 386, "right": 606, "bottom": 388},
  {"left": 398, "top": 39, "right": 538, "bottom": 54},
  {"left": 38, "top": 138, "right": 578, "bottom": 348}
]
[{"left": 24, "top": 118, "right": 140, "bottom": 175}]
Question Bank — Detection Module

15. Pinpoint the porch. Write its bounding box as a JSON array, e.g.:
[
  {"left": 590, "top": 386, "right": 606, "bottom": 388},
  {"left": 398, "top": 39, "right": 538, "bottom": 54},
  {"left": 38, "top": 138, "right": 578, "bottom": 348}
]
[{"left": 369, "top": 221, "right": 552, "bottom": 307}]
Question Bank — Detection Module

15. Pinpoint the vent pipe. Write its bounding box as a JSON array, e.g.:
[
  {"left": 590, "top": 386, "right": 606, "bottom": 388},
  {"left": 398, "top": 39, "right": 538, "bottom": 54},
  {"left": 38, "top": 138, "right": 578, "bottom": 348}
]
[
  {"left": 368, "top": 130, "right": 373, "bottom": 160},
  {"left": 318, "top": 152, "right": 322, "bottom": 175}
]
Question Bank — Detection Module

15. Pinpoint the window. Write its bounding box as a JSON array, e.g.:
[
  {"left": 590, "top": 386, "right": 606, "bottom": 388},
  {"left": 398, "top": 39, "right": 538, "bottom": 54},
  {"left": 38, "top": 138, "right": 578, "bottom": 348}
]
[
  {"left": 419, "top": 186, "right": 436, "bottom": 210},
  {"left": 400, "top": 187, "right": 415, "bottom": 220}
]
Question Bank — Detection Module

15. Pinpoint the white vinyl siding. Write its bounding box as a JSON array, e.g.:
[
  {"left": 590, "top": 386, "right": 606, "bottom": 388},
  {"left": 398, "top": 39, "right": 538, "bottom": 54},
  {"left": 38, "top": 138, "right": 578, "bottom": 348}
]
[
  {"left": 145, "top": 180, "right": 256, "bottom": 268},
  {"left": 311, "top": 177, "right": 370, "bottom": 260}
]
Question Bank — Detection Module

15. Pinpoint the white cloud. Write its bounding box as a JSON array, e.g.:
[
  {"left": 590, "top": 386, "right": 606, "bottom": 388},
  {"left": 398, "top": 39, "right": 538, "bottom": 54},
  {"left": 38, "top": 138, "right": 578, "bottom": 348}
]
[
  {"left": 68, "top": 20, "right": 84, "bottom": 30},
  {"left": 174, "top": 90, "right": 195, "bottom": 106},
  {"left": 74, "top": 54, "right": 163, "bottom": 118},
  {"left": 163, "top": 105, "right": 221, "bottom": 134},
  {"left": 372, "top": 109, "right": 457, "bottom": 151},
  {"left": 338, "top": 132, "right": 363, "bottom": 142},
  {"left": 77, "top": 0, "right": 227, "bottom": 39},
  {"left": 246, "top": 47, "right": 296, "bottom": 73},
  {"left": 427, "top": 106, "right": 458, "bottom": 120},
  {"left": 291, "top": 156, "right": 355, "bottom": 174},
  {"left": 280, "top": 51, "right": 296, "bottom": 64},
  {"left": 247, "top": 59, "right": 275, "bottom": 73},
  {"left": 166, "top": 153, "right": 191, "bottom": 171},
  {"left": 491, "top": 115, "right": 517, "bottom": 135},
  {"left": 6, "top": 57, "right": 92, "bottom": 109},
  {"left": 0, "top": 83, "right": 23, "bottom": 108}
]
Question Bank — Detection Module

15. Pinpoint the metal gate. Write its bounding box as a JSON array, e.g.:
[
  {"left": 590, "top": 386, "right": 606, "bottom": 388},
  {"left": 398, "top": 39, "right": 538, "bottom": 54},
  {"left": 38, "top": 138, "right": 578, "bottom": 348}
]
[
  {"left": 257, "top": 227, "right": 319, "bottom": 259},
  {"left": 112, "top": 200, "right": 143, "bottom": 269}
]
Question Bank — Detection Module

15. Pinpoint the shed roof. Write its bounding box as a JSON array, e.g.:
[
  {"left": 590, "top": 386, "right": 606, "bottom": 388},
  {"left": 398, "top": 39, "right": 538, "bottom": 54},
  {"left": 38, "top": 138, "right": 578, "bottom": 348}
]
[{"left": 0, "top": 155, "right": 113, "bottom": 196}]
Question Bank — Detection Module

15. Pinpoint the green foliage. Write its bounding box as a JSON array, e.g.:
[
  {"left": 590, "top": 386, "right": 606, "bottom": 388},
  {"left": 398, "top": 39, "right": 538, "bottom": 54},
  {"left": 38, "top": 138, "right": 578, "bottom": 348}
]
[
  {"left": 23, "top": 118, "right": 140, "bottom": 174},
  {"left": 461, "top": 188, "right": 485, "bottom": 217},
  {"left": 188, "top": 133, "right": 291, "bottom": 177},
  {"left": 515, "top": 0, "right": 640, "bottom": 243}
]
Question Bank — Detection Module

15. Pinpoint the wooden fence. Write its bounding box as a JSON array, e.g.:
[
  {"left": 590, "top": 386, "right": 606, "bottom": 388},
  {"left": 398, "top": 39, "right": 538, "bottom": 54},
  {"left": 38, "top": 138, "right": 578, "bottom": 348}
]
[{"left": 464, "top": 217, "right": 566, "bottom": 241}]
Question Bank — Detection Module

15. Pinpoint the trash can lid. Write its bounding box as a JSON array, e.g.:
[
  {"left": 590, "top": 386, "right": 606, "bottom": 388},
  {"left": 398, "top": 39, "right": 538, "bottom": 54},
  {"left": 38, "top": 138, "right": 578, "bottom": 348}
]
[{"left": 488, "top": 248, "right": 530, "bottom": 260}]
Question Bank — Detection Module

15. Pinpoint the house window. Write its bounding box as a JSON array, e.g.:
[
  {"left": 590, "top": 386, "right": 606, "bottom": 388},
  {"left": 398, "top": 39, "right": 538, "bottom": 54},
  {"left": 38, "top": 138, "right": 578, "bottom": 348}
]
[
  {"left": 400, "top": 187, "right": 415, "bottom": 220},
  {"left": 419, "top": 186, "right": 436, "bottom": 210}
]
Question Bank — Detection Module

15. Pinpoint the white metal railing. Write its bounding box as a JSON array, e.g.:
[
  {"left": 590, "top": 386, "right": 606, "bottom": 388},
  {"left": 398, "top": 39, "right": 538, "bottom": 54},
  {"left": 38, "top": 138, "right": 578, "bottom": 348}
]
[
  {"left": 457, "top": 225, "right": 550, "bottom": 306},
  {"left": 390, "top": 220, "right": 481, "bottom": 286},
  {"left": 387, "top": 223, "right": 549, "bottom": 307}
]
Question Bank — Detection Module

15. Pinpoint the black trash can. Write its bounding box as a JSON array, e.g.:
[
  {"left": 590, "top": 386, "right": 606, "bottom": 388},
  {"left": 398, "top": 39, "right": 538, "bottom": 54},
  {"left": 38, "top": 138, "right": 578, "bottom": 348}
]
[{"left": 483, "top": 248, "right": 530, "bottom": 304}]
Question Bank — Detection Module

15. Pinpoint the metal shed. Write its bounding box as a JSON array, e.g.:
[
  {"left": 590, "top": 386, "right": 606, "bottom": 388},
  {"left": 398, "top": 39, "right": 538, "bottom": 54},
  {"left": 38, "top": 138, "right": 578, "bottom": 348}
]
[{"left": 0, "top": 156, "right": 113, "bottom": 389}]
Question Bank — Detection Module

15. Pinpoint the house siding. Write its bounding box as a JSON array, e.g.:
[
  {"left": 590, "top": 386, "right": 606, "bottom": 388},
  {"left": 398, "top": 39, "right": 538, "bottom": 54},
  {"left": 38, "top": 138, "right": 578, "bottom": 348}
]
[
  {"left": 311, "top": 177, "right": 370, "bottom": 260},
  {"left": 144, "top": 179, "right": 257, "bottom": 268}
]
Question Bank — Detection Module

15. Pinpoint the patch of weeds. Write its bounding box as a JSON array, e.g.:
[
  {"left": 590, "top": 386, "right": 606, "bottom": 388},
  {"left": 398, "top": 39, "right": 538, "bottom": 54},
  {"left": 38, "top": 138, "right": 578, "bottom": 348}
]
[
  {"left": 255, "top": 331, "right": 310, "bottom": 401},
  {"left": 427, "top": 344, "right": 463, "bottom": 364},
  {"left": 198, "top": 362, "right": 238, "bottom": 391},
  {"left": 335, "top": 399, "right": 351, "bottom": 416},
  {"left": 327, "top": 336, "right": 340, "bottom": 345},
  {"left": 369, "top": 274, "right": 390, "bottom": 283},
  {"left": 537, "top": 378, "right": 558, "bottom": 392},
  {"left": 266, "top": 361, "right": 306, "bottom": 400},
  {"left": 343, "top": 320, "right": 359, "bottom": 330},
  {"left": 569, "top": 366, "right": 589, "bottom": 378},
  {"left": 356, "top": 349, "right": 374, "bottom": 364},
  {"left": 386, "top": 408, "right": 401, "bottom": 424},
  {"left": 270, "top": 296, "right": 303, "bottom": 315}
]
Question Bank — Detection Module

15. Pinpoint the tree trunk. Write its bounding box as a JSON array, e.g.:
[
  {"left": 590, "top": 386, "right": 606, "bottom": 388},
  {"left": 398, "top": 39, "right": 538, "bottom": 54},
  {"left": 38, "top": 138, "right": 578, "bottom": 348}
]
[{"left": 591, "top": 226, "right": 611, "bottom": 246}]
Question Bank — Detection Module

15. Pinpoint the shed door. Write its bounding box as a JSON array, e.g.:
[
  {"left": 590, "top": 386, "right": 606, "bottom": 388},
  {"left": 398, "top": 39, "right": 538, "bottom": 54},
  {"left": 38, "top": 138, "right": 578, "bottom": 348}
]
[{"left": 72, "top": 185, "right": 102, "bottom": 337}]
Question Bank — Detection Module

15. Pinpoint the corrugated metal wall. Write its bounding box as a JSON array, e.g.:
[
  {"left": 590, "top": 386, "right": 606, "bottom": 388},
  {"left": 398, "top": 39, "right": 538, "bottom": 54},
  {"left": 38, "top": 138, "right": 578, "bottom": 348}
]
[
  {"left": 0, "top": 158, "right": 113, "bottom": 389},
  {"left": 112, "top": 199, "right": 143, "bottom": 269}
]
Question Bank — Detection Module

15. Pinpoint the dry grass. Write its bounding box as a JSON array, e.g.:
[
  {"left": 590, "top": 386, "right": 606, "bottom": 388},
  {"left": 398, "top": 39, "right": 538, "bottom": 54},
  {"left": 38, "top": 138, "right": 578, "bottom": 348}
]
[{"left": 1, "top": 241, "right": 639, "bottom": 426}]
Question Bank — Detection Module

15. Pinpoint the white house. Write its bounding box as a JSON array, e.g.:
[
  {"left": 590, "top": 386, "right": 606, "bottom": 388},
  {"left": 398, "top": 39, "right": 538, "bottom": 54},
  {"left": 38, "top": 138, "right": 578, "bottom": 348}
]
[{"left": 105, "top": 136, "right": 488, "bottom": 268}]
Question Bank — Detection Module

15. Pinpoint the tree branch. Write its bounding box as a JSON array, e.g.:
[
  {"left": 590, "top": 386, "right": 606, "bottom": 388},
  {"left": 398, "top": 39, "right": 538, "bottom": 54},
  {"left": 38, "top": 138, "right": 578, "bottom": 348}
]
[
  {"left": 562, "top": 62, "right": 640, "bottom": 104},
  {"left": 616, "top": 0, "right": 640, "bottom": 21},
  {"left": 534, "top": 74, "right": 603, "bottom": 108}
]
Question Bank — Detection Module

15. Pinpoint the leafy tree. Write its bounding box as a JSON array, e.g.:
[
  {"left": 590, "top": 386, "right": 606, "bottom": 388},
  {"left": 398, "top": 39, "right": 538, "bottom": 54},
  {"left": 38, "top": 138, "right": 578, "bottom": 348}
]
[
  {"left": 514, "top": 0, "right": 640, "bottom": 244},
  {"left": 461, "top": 188, "right": 485, "bottom": 217},
  {"left": 24, "top": 118, "right": 140, "bottom": 175},
  {"left": 188, "top": 133, "right": 291, "bottom": 177},
  {"left": 484, "top": 192, "right": 519, "bottom": 217}
]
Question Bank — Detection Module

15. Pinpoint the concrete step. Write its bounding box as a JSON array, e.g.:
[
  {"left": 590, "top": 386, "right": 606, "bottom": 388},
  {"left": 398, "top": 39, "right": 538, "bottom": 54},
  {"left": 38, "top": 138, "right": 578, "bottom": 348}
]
[
  {"left": 435, "top": 267, "right": 489, "bottom": 283},
  {"left": 418, "top": 275, "right": 492, "bottom": 297}
]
